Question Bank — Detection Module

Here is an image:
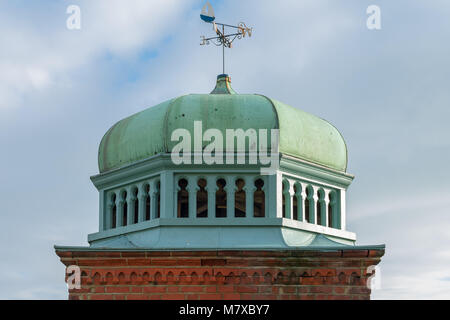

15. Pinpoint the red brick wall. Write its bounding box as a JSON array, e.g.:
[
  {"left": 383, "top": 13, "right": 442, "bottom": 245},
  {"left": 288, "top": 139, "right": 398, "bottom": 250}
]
[{"left": 56, "top": 249, "right": 384, "bottom": 300}]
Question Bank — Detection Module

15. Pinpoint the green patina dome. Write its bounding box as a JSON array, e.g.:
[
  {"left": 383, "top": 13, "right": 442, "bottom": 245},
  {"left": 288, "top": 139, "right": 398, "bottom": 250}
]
[{"left": 98, "top": 75, "right": 348, "bottom": 173}]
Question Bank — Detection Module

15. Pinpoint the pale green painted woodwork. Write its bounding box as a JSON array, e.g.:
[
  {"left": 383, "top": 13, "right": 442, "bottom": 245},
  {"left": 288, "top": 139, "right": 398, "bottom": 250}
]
[
  {"left": 86, "top": 222, "right": 357, "bottom": 249},
  {"left": 88, "top": 159, "right": 357, "bottom": 248},
  {"left": 98, "top": 75, "right": 348, "bottom": 173}
]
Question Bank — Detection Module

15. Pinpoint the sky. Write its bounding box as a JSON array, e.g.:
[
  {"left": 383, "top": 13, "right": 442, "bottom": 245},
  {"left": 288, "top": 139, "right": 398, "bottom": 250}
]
[{"left": 0, "top": 0, "right": 449, "bottom": 299}]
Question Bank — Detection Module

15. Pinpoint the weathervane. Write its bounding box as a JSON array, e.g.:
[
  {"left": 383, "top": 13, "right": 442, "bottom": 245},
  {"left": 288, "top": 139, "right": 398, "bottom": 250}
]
[{"left": 200, "top": 1, "right": 253, "bottom": 74}]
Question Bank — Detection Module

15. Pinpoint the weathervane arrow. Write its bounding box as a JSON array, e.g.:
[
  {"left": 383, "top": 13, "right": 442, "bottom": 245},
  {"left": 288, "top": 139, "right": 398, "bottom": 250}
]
[{"left": 200, "top": 1, "right": 253, "bottom": 74}]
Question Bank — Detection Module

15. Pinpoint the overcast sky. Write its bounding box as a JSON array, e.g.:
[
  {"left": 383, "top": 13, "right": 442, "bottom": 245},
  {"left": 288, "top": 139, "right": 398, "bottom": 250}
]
[{"left": 0, "top": 0, "right": 449, "bottom": 299}]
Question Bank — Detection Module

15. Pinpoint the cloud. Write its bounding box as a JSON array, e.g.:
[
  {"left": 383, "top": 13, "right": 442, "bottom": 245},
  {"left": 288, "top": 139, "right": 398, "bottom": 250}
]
[
  {"left": 350, "top": 189, "right": 450, "bottom": 220},
  {"left": 0, "top": 0, "right": 196, "bottom": 110},
  {"left": 350, "top": 189, "right": 450, "bottom": 299}
]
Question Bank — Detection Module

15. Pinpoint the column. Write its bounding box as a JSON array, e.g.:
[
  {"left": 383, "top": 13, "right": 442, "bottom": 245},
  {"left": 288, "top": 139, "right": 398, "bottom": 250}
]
[
  {"left": 244, "top": 176, "right": 257, "bottom": 218},
  {"left": 282, "top": 180, "right": 292, "bottom": 219},
  {"left": 267, "top": 171, "right": 282, "bottom": 218},
  {"left": 99, "top": 190, "right": 105, "bottom": 231},
  {"left": 173, "top": 182, "right": 179, "bottom": 219},
  {"left": 105, "top": 192, "right": 114, "bottom": 230},
  {"left": 138, "top": 183, "right": 147, "bottom": 223},
  {"left": 300, "top": 184, "right": 307, "bottom": 222},
  {"left": 324, "top": 190, "right": 330, "bottom": 228},
  {"left": 288, "top": 180, "right": 295, "bottom": 220},
  {"left": 225, "top": 176, "right": 235, "bottom": 218},
  {"left": 261, "top": 176, "right": 268, "bottom": 218},
  {"left": 150, "top": 179, "right": 158, "bottom": 219},
  {"left": 126, "top": 186, "right": 134, "bottom": 226},
  {"left": 206, "top": 176, "right": 217, "bottom": 219},
  {"left": 311, "top": 186, "right": 318, "bottom": 225},
  {"left": 116, "top": 192, "right": 124, "bottom": 227},
  {"left": 339, "top": 189, "right": 346, "bottom": 230},
  {"left": 159, "top": 171, "right": 174, "bottom": 219},
  {"left": 187, "top": 176, "right": 198, "bottom": 219}
]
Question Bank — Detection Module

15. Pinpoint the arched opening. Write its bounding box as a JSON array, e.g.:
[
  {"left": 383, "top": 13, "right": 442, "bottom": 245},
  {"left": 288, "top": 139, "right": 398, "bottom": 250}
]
[
  {"left": 328, "top": 202, "right": 332, "bottom": 227},
  {"left": 235, "top": 179, "right": 246, "bottom": 217},
  {"left": 145, "top": 184, "right": 150, "bottom": 221},
  {"left": 282, "top": 181, "right": 288, "bottom": 218},
  {"left": 111, "top": 194, "right": 117, "bottom": 229},
  {"left": 122, "top": 191, "right": 128, "bottom": 227},
  {"left": 317, "top": 189, "right": 327, "bottom": 226},
  {"left": 328, "top": 191, "right": 335, "bottom": 228},
  {"left": 156, "top": 181, "right": 161, "bottom": 218},
  {"left": 254, "top": 179, "right": 265, "bottom": 217},
  {"left": 177, "top": 179, "right": 189, "bottom": 218},
  {"left": 133, "top": 187, "right": 139, "bottom": 224},
  {"left": 293, "top": 184, "right": 298, "bottom": 220},
  {"left": 216, "top": 178, "right": 227, "bottom": 218},
  {"left": 197, "top": 179, "right": 208, "bottom": 218},
  {"left": 316, "top": 198, "right": 321, "bottom": 226},
  {"left": 305, "top": 186, "right": 312, "bottom": 223}
]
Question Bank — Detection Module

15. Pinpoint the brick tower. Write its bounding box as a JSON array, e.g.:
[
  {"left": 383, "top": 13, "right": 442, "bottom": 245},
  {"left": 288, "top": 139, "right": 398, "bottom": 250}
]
[{"left": 55, "top": 75, "right": 384, "bottom": 300}]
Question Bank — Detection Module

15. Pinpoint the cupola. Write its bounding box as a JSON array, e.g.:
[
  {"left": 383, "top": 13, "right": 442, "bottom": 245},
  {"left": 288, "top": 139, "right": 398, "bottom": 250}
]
[{"left": 89, "top": 75, "right": 356, "bottom": 249}]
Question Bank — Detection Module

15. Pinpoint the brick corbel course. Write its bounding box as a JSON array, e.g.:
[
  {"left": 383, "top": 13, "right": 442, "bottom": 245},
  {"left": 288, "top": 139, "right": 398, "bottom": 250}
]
[{"left": 56, "top": 249, "right": 384, "bottom": 300}]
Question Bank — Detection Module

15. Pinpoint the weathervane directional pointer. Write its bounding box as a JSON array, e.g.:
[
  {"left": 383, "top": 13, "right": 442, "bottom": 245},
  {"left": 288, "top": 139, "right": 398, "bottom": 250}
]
[{"left": 200, "top": 1, "right": 253, "bottom": 74}]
